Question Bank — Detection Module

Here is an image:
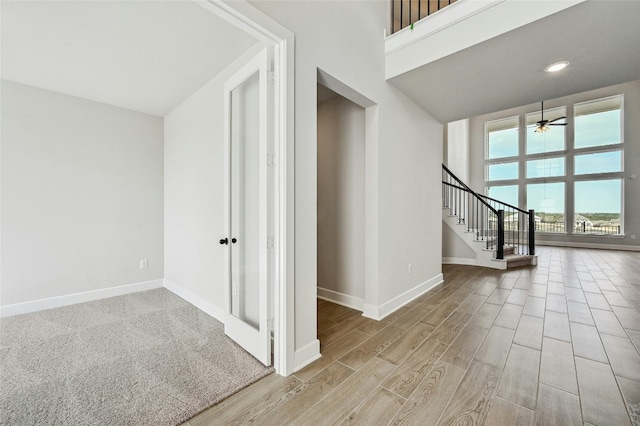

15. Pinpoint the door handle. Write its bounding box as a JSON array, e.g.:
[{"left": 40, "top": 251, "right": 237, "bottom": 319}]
[{"left": 219, "top": 238, "right": 228, "bottom": 245}]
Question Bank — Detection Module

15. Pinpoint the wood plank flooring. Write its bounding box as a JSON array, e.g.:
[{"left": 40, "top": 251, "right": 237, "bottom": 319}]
[{"left": 187, "top": 247, "right": 640, "bottom": 425}]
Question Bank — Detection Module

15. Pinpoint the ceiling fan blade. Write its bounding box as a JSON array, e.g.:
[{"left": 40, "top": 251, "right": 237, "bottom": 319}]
[
  {"left": 549, "top": 123, "right": 568, "bottom": 126},
  {"left": 548, "top": 116, "right": 567, "bottom": 124}
]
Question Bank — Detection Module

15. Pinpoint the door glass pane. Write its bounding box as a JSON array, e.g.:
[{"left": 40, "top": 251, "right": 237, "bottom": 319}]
[
  {"left": 487, "top": 162, "right": 518, "bottom": 181},
  {"left": 574, "top": 179, "right": 621, "bottom": 235},
  {"left": 526, "top": 156, "right": 565, "bottom": 178},
  {"left": 575, "top": 150, "right": 622, "bottom": 175},
  {"left": 230, "top": 71, "right": 260, "bottom": 330},
  {"left": 527, "top": 182, "right": 565, "bottom": 233}
]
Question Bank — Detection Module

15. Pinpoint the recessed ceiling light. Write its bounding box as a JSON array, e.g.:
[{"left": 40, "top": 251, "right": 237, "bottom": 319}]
[{"left": 545, "top": 61, "right": 570, "bottom": 73}]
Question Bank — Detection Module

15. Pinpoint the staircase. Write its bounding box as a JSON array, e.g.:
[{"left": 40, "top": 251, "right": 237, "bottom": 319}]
[{"left": 442, "top": 164, "right": 537, "bottom": 270}]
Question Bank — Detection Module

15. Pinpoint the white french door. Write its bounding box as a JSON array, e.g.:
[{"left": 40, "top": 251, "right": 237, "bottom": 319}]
[{"left": 223, "top": 48, "right": 272, "bottom": 366}]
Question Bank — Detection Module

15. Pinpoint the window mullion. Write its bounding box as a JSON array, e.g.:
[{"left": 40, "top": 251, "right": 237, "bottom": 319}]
[{"left": 566, "top": 102, "right": 575, "bottom": 236}]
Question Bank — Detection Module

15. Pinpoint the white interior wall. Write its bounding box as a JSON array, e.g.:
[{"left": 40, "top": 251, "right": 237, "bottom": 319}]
[
  {"left": 442, "top": 224, "right": 476, "bottom": 260},
  {"left": 251, "top": 0, "right": 444, "bottom": 366},
  {"left": 468, "top": 80, "right": 640, "bottom": 249},
  {"left": 317, "top": 95, "right": 365, "bottom": 306},
  {"left": 1, "top": 80, "right": 164, "bottom": 311},
  {"left": 442, "top": 119, "right": 471, "bottom": 260},
  {"left": 447, "top": 119, "right": 470, "bottom": 182},
  {"left": 163, "top": 45, "right": 264, "bottom": 320}
]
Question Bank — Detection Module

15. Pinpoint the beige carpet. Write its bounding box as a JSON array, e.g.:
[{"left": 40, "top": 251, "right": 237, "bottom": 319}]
[{"left": 0, "top": 289, "right": 274, "bottom": 425}]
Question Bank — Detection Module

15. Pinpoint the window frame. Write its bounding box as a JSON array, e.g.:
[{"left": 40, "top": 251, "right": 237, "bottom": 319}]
[{"left": 483, "top": 94, "right": 625, "bottom": 237}]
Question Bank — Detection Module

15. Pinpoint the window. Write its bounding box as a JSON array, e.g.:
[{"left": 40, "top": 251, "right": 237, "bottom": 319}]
[
  {"left": 526, "top": 107, "right": 566, "bottom": 154},
  {"left": 487, "top": 185, "right": 518, "bottom": 207},
  {"left": 575, "top": 179, "right": 622, "bottom": 235},
  {"left": 527, "top": 182, "right": 565, "bottom": 233},
  {"left": 486, "top": 117, "right": 518, "bottom": 159},
  {"left": 526, "top": 157, "right": 565, "bottom": 178},
  {"left": 487, "top": 162, "right": 518, "bottom": 181},
  {"left": 575, "top": 96, "right": 622, "bottom": 149},
  {"left": 575, "top": 151, "right": 622, "bottom": 175},
  {"left": 484, "top": 95, "right": 624, "bottom": 236}
]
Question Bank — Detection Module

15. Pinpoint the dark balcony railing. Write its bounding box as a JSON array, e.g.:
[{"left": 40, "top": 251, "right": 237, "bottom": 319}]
[
  {"left": 392, "top": 0, "right": 457, "bottom": 34},
  {"left": 442, "top": 164, "right": 536, "bottom": 260},
  {"left": 532, "top": 221, "right": 621, "bottom": 235},
  {"left": 574, "top": 223, "right": 621, "bottom": 235}
]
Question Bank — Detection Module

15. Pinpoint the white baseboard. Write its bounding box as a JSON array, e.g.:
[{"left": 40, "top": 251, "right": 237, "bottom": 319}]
[
  {"left": 0, "top": 279, "right": 164, "bottom": 318},
  {"left": 442, "top": 257, "right": 478, "bottom": 266},
  {"left": 363, "top": 273, "right": 444, "bottom": 321},
  {"left": 163, "top": 279, "right": 226, "bottom": 323},
  {"left": 317, "top": 287, "right": 364, "bottom": 311},
  {"left": 294, "top": 339, "right": 321, "bottom": 372},
  {"left": 537, "top": 240, "right": 640, "bottom": 252}
]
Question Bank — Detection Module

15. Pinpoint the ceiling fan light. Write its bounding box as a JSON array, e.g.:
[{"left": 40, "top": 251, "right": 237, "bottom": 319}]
[
  {"left": 535, "top": 125, "right": 549, "bottom": 133},
  {"left": 545, "top": 61, "right": 570, "bottom": 73}
]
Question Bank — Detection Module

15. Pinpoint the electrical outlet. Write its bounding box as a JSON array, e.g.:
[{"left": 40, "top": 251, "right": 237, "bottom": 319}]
[
  {"left": 408, "top": 264, "right": 412, "bottom": 274},
  {"left": 631, "top": 235, "right": 636, "bottom": 240},
  {"left": 140, "top": 259, "right": 148, "bottom": 269}
]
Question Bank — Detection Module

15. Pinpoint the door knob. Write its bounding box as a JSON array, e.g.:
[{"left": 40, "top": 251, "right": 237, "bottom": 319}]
[
  {"left": 219, "top": 238, "right": 228, "bottom": 245},
  {"left": 231, "top": 238, "right": 237, "bottom": 243}
]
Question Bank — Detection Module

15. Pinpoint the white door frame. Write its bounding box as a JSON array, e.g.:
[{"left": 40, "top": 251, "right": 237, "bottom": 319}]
[{"left": 199, "top": 0, "right": 295, "bottom": 376}]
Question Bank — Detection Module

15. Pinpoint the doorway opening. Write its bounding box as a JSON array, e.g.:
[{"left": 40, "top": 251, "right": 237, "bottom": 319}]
[
  {"left": 316, "top": 70, "right": 379, "bottom": 348},
  {"left": 317, "top": 84, "right": 366, "bottom": 310}
]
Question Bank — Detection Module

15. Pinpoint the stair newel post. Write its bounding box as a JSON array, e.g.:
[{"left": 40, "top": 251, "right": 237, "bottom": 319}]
[
  {"left": 515, "top": 209, "right": 518, "bottom": 253},
  {"left": 456, "top": 185, "right": 460, "bottom": 222},
  {"left": 452, "top": 182, "right": 456, "bottom": 216},
  {"left": 511, "top": 207, "right": 516, "bottom": 254},
  {"left": 497, "top": 209, "right": 505, "bottom": 260},
  {"left": 442, "top": 169, "right": 444, "bottom": 208},
  {"left": 466, "top": 191, "right": 471, "bottom": 231},
  {"left": 518, "top": 210, "right": 522, "bottom": 255},
  {"left": 444, "top": 168, "right": 448, "bottom": 210},
  {"left": 457, "top": 184, "right": 461, "bottom": 221},
  {"left": 472, "top": 195, "right": 476, "bottom": 233},
  {"left": 479, "top": 201, "right": 483, "bottom": 241},
  {"left": 475, "top": 196, "right": 478, "bottom": 237},
  {"left": 528, "top": 209, "right": 536, "bottom": 256}
]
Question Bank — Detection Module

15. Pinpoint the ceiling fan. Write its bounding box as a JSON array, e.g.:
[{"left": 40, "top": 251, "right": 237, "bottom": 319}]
[{"left": 533, "top": 101, "right": 567, "bottom": 133}]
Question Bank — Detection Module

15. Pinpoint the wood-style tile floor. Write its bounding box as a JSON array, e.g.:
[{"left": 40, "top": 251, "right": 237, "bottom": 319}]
[{"left": 187, "top": 247, "right": 640, "bottom": 425}]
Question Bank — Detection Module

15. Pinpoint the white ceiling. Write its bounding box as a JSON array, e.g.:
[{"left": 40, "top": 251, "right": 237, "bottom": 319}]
[
  {"left": 389, "top": 0, "right": 640, "bottom": 123},
  {"left": 1, "top": 0, "right": 260, "bottom": 117}
]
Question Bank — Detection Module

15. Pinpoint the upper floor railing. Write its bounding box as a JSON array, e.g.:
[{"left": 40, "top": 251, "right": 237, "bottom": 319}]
[{"left": 392, "top": 0, "right": 458, "bottom": 34}]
